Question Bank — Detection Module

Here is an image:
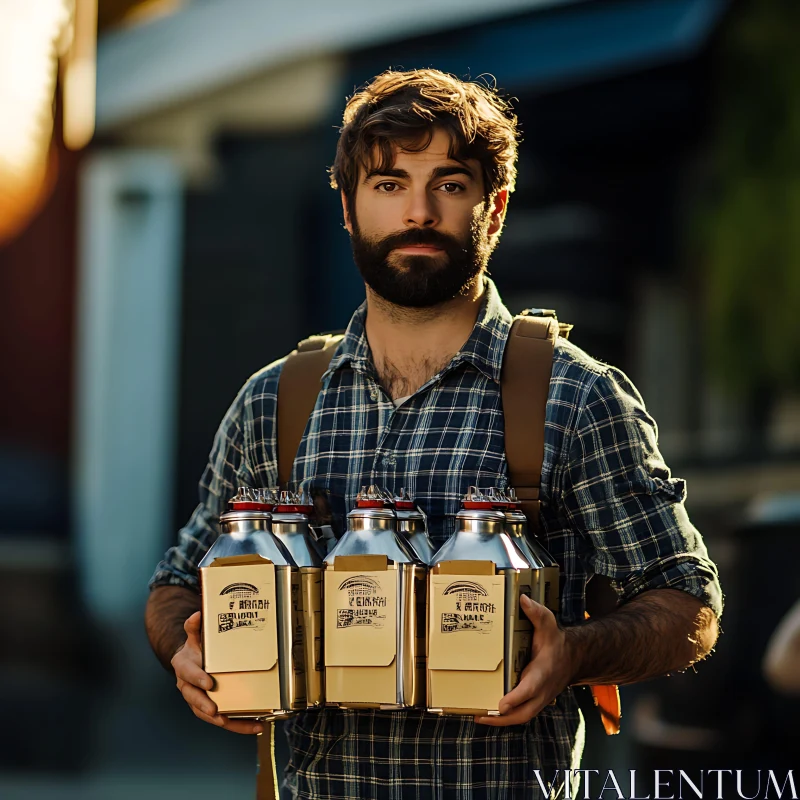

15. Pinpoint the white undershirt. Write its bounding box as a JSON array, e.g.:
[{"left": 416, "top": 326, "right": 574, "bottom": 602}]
[{"left": 393, "top": 395, "right": 411, "bottom": 408}]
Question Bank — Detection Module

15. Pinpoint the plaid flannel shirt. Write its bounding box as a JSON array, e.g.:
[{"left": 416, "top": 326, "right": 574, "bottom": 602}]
[{"left": 151, "top": 278, "right": 722, "bottom": 800}]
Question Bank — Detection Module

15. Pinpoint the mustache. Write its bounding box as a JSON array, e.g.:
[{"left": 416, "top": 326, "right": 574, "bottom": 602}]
[{"left": 369, "top": 227, "right": 466, "bottom": 254}]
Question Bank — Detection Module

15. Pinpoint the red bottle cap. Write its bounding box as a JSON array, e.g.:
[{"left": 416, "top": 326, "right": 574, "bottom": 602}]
[
  {"left": 275, "top": 490, "right": 314, "bottom": 514},
  {"left": 461, "top": 486, "right": 495, "bottom": 510},
  {"left": 356, "top": 485, "right": 390, "bottom": 508},
  {"left": 229, "top": 487, "right": 272, "bottom": 511}
]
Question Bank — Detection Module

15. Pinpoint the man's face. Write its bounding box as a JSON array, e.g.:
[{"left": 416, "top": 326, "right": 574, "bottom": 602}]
[{"left": 343, "top": 127, "right": 508, "bottom": 308}]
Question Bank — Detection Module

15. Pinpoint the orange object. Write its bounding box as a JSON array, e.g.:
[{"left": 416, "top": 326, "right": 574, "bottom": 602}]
[
  {"left": 590, "top": 683, "right": 621, "bottom": 736},
  {"left": 583, "top": 610, "right": 620, "bottom": 735}
]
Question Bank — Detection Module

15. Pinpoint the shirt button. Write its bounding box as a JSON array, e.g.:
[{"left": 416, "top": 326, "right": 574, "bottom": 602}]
[
  {"left": 382, "top": 454, "right": 397, "bottom": 467},
  {"left": 369, "top": 387, "right": 380, "bottom": 401}
]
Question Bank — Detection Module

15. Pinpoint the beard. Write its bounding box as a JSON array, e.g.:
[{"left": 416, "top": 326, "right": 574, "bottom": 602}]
[{"left": 349, "top": 208, "right": 494, "bottom": 309}]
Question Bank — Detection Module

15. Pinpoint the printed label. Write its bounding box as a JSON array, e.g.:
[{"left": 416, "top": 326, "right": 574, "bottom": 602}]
[
  {"left": 324, "top": 568, "right": 397, "bottom": 668},
  {"left": 336, "top": 574, "right": 387, "bottom": 628},
  {"left": 217, "top": 582, "right": 269, "bottom": 633},
  {"left": 428, "top": 571, "right": 504, "bottom": 673},
  {"left": 202, "top": 562, "right": 279, "bottom": 675},
  {"left": 440, "top": 580, "right": 496, "bottom": 633}
]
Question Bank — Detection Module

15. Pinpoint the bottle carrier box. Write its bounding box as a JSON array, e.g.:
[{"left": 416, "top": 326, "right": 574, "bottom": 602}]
[
  {"left": 199, "top": 488, "right": 305, "bottom": 720},
  {"left": 202, "top": 554, "right": 301, "bottom": 717},
  {"left": 323, "top": 487, "right": 425, "bottom": 709},
  {"left": 270, "top": 490, "right": 325, "bottom": 708},
  {"left": 500, "top": 488, "right": 560, "bottom": 614},
  {"left": 427, "top": 559, "right": 533, "bottom": 716},
  {"left": 426, "top": 489, "right": 538, "bottom": 716}
]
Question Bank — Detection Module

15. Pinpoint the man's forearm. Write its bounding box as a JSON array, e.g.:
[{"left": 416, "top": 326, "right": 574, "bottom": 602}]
[
  {"left": 145, "top": 585, "right": 202, "bottom": 671},
  {"left": 565, "top": 588, "right": 719, "bottom": 686}
]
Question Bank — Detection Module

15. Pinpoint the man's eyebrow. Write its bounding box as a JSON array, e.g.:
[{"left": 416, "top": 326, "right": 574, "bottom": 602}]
[
  {"left": 363, "top": 167, "right": 409, "bottom": 183},
  {"left": 363, "top": 163, "right": 477, "bottom": 183},
  {"left": 429, "top": 165, "right": 476, "bottom": 181}
]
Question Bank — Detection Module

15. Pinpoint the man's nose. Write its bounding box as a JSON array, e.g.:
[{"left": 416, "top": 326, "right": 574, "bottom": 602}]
[{"left": 403, "top": 189, "right": 440, "bottom": 228}]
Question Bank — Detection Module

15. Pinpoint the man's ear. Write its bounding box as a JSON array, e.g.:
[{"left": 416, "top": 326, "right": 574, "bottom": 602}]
[
  {"left": 487, "top": 189, "right": 509, "bottom": 238},
  {"left": 341, "top": 191, "right": 353, "bottom": 235}
]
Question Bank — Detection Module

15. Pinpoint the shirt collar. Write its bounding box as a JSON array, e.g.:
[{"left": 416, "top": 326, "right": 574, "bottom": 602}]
[{"left": 325, "top": 277, "right": 513, "bottom": 384}]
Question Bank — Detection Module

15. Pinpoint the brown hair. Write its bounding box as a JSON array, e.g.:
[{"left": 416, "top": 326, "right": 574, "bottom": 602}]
[{"left": 330, "top": 69, "right": 520, "bottom": 210}]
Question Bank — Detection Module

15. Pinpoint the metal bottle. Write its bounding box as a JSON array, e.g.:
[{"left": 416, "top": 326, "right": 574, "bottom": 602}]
[
  {"left": 484, "top": 487, "right": 548, "bottom": 608},
  {"left": 503, "top": 488, "right": 561, "bottom": 613},
  {"left": 323, "top": 485, "right": 425, "bottom": 709},
  {"left": 427, "top": 487, "right": 534, "bottom": 716},
  {"left": 199, "top": 487, "right": 305, "bottom": 720},
  {"left": 393, "top": 488, "right": 435, "bottom": 565},
  {"left": 271, "top": 490, "right": 325, "bottom": 707}
]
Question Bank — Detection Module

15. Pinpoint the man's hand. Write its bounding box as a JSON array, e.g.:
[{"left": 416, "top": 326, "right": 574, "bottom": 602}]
[
  {"left": 475, "top": 594, "right": 572, "bottom": 727},
  {"left": 475, "top": 587, "right": 718, "bottom": 728},
  {"left": 172, "top": 611, "right": 263, "bottom": 735}
]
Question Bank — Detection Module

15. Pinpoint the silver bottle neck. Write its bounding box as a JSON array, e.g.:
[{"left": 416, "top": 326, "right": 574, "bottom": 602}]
[
  {"left": 347, "top": 506, "right": 396, "bottom": 533},
  {"left": 220, "top": 509, "right": 272, "bottom": 532},
  {"left": 396, "top": 509, "right": 425, "bottom": 533},
  {"left": 455, "top": 508, "right": 507, "bottom": 536},
  {"left": 203, "top": 509, "right": 295, "bottom": 568},
  {"left": 270, "top": 512, "right": 309, "bottom": 533},
  {"left": 503, "top": 509, "right": 528, "bottom": 537}
]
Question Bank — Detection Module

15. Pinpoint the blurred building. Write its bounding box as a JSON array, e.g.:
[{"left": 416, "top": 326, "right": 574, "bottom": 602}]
[
  {"left": 1, "top": 0, "right": 799, "bottom": 791},
  {"left": 80, "top": 0, "right": 800, "bottom": 607}
]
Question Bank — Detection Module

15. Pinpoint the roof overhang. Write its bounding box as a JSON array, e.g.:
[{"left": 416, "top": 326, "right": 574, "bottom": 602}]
[{"left": 96, "top": 0, "right": 579, "bottom": 131}]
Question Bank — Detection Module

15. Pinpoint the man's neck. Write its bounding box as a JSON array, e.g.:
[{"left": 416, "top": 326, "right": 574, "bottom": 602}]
[{"left": 364, "top": 278, "right": 485, "bottom": 400}]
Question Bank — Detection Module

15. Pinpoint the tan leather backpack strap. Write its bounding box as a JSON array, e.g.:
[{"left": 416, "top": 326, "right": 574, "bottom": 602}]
[
  {"left": 277, "top": 333, "right": 343, "bottom": 487},
  {"left": 500, "top": 314, "right": 559, "bottom": 529},
  {"left": 502, "top": 313, "right": 621, "bottom": 735}
]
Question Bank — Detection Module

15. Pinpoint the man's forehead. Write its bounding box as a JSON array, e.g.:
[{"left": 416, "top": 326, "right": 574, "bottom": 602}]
[{"left": 362, "top": 133, "right": 478, "bottom": 175}]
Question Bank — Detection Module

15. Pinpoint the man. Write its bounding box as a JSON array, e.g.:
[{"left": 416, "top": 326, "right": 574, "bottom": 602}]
[
  {"left": 146, "top": 69, "right": 722, "bottom": 799},
  {"left": 763, "top": 598, "right": 800, "bottom": 695}
]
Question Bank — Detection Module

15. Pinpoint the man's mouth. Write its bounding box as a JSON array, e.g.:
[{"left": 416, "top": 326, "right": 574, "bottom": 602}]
[{"left": 393, "top": 244, "right": 444, "bottom": 254}]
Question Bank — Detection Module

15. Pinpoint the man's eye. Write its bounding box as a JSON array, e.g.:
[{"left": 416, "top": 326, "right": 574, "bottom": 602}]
[
  {"left": 376, "top": 182, "right": 399, "bottom": 192},
  {"left": 439, "top": 182, "right": 465, "bottom": 194}
]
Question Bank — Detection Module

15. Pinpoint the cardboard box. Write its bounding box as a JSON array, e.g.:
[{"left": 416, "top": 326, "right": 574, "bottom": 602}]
[
  {"left": 542, "top": 565, "right": 560, "bottom": 613},
  {"left": 201, "top": 554, "right": 293, "bottom": 717},
  {"left": 289, "top": 571, "right": 308, "bottom": 707},
  {"left": 324, "top": 554, "right": 398, "bottom": 707},
  {"left": 510, "top": 568, "right": 533, "bottom": 690},
  {"left": 300, "top": 566, "right": 324, "bottom": 706},
  {"left": 413, "top": 569, "right": 428, "bottom": 705},
  {"left": 427, "top": 560, "right": 532, "bottom": 716}
]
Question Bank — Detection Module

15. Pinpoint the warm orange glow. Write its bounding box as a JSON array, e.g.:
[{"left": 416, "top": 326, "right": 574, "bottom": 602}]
[
  {"left": 0, "top": 1, "right": 67, "bottom": 244},
  {"left": 0, "top": 2, "right": 67, "bottom": 178},
  {"left": 0, "top": 0, "right": 96, "bottom": 245},
  {"left": 122, "top": 0, "right": 184, "bottom": 28},
  {"left": 62, "top": 0, "right": 98, "bottom": 150}
]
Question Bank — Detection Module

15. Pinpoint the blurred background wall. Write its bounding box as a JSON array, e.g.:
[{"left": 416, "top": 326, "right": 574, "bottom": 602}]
[{"left": 1, "top": 0, "right": 798, "bottom": 797}]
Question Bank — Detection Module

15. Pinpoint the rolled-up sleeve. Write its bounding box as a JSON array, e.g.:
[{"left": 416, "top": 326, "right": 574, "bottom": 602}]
[
  {"left": 560, "top": 366, "right": 723, "bottom": 620},
  {"left": 149, "top": 381, "right": 256, "bottom": 591}
]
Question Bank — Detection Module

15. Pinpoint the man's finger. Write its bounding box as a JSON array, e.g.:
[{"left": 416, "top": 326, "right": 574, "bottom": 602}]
[
  {"left": 190, "top": 706, "right": 263, "bottom": 735},
  {"left": 474, "top": 696, "right": 543, "bottom": 727},
  {"left": 216, "top": 714, "right": 264, "bottom": 735},
  {"left": 191, "top": 706, "right": 225, "bottom": 726},
  {"left": 175, "top": 657, "right": 213, "bottom": 691},
  {"left": 498, "top": 670, "right": 538, "bottom": 714},
  {"left": 184, "top": 611, "right": 202, "bottom": 637},
  {"left": 180, "top": 682, "right": 219, "bottom": 719},
  {"left": 519, "top": 593, "right": 549, "bottom": 626}
]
